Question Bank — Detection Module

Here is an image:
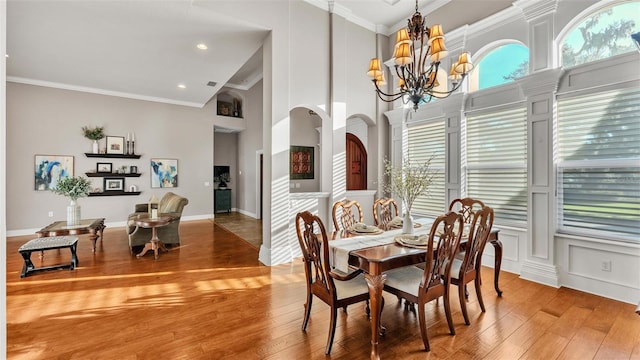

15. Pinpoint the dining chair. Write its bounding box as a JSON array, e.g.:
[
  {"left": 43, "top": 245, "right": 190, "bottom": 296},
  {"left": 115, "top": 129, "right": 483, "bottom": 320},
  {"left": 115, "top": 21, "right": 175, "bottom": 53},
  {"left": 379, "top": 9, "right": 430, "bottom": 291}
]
[
  {"left": 448, "top": 197, "right": 485, "bottom": 225},
  {"left": 382, "top": 211, "right": 464, "bottom": 351},
  {"left": 448, "top": 197, "right": 487, "bottom": 294},
  {"left": 373, "top": 198, "right": 399, "bottom": 230},
  {"left": 450, "top": 205, "right": 494, "bottom": 325},
  {"left": 295, "top": 211, "right": 370, "bottom": 355},
  {"left": 332, "top": 199, "right": 364, "bottom": 232}
]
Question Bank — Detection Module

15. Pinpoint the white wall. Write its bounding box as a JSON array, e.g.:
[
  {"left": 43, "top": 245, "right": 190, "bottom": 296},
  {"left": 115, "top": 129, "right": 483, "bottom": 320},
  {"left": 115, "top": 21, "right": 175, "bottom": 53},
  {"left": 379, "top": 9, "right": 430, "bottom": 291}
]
[
  {"left": 237, "top": 79, "right": 264, "bottom": 218},
  {"left": 6, "top": 83, "right": 215, "bottom": 233}
]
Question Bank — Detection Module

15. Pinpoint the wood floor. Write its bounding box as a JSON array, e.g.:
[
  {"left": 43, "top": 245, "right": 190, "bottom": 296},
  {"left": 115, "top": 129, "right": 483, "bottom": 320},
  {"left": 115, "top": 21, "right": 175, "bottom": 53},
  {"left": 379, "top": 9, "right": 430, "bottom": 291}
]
[{"left": 6, "top": 219, "right": 640, "bottom": 359}]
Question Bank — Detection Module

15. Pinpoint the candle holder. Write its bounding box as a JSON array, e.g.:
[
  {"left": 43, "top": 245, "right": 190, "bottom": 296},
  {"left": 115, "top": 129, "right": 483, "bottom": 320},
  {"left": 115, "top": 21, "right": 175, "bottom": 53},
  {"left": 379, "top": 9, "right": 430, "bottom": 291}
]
[
  {"left": 126, "top": 140, "right": 131, "bottom": 155},
  {"left": 131, "top": 141, "right": 136, "bottom": 155}
]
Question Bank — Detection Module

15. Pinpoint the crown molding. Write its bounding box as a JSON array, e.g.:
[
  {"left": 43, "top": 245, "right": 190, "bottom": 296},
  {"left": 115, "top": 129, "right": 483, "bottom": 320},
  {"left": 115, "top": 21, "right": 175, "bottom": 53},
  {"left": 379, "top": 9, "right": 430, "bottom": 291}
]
[
  {"left": 7, "top": 77, "right": 205, "bottom": 108},
  {"left": 514, "top": 0, "right": 558, "bottom": 22},
  {"left": 225, "top": 69, "right": 263, "bottom": 91}
]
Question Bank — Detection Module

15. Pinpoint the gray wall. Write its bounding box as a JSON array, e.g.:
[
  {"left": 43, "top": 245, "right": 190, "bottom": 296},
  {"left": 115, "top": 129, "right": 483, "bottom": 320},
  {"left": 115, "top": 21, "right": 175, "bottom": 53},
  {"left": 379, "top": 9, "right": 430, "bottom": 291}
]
[
  {"left": 237, "top": 79, "right": 264, "bottom": 218},
  {"left": 7, "top": 82, "right": 215, "bottom": 232}
]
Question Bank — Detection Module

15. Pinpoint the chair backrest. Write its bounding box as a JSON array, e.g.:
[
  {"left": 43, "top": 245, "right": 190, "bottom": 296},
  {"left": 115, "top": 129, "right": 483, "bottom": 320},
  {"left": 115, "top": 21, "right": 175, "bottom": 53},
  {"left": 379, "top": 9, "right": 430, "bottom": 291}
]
[
  {"left": 420, "top": 211, "right": 464, "bottom": 294},
  {"left": 296, "top": 211, "right": 336, "bottom": 296},
  {"left": 373, "top": 198, "right": 399, "bottom": 229},
  {"left": 159, "top": 192, "right": 189, "bottom": 215},
  {"left": 448, "top": 197, "right": 485, "bottom": 225},
  {"left": 332, "top": 200, "right": 364, "bottom": 232},
  {"left": 460, "top": 206, "right": 494, "bottom": 275}
]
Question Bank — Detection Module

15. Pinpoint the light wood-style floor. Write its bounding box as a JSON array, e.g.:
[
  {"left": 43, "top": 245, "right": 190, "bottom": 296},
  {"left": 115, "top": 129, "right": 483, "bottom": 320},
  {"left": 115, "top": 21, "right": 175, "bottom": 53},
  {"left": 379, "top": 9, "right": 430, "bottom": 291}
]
[{"left": 6, "top": 219, "right": 640, "bottom": 359}]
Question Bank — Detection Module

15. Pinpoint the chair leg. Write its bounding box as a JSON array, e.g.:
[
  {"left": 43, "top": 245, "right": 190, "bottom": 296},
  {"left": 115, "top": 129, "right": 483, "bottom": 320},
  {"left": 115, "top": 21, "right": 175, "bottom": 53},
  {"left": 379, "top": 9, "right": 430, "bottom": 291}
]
[
  {"left": 459, "top": 282, "right": 470, "bottom": 325},
  {"left": 326, "top": 306, "right": 338, "bottom": 355},
  {"left": 444, "top": 290, "right": 456, "bottom": 334},
  {"left": 343, "top": 306, "right": 348, "bottom": 313},
  {"left": 475, "top": 277, "right": 486, "bottom": 312},
  {"left": 302, "top": 292, "right": 313, "bottom": 331},
  {"left": 417, "top": 301, "right": 430, "bottom": 351}
]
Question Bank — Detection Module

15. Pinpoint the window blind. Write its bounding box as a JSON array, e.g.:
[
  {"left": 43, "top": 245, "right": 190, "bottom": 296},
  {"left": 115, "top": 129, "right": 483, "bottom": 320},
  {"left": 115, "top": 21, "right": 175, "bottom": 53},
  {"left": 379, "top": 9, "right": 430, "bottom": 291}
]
[
  {"left": 465, "top": 107, "right": 528, "bottom": 226},
  {"left": 557, "top": 87, "right": 640, "bottom": 242},
  {"left": 407, "top": 120, "right": 446, "bottom": 216}
]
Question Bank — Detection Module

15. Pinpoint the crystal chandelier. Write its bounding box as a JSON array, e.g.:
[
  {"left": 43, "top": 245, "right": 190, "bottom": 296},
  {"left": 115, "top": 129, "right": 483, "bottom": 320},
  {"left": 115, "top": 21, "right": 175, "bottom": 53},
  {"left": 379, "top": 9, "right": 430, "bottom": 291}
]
[{"left": 367, "top": 0, "right": 474, "bottom": 110}]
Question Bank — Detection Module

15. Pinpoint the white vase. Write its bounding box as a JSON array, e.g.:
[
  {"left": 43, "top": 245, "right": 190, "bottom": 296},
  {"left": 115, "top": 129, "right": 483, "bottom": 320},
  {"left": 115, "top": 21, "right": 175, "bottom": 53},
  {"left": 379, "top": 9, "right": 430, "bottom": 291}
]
[
  {"left": 402, "top": 211, "right": 414, "bottom": 234},
  {"left": 67, "top": 199, "right": 81, "bottom": 226},
  {"left": 92, "top": 140, "right": 99, "bottom": 154}
]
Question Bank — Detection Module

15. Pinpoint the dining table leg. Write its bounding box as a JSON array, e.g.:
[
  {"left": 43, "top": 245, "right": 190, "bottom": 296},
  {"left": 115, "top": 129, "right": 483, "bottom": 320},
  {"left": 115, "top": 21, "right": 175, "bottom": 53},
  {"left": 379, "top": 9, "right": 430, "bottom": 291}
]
[
  {"left": 489, "top": 238, "right": 503, "bottom": 296},
  {"left": 364, "top": 272, "right": 386, "bottom": 360}
]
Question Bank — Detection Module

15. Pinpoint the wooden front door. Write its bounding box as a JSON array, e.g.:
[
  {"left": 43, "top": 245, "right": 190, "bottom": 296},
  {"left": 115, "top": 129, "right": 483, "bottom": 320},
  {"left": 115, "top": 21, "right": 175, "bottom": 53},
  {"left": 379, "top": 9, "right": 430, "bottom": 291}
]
[{"left": 346, "top": 133, "right": 367, "bottom": 190}]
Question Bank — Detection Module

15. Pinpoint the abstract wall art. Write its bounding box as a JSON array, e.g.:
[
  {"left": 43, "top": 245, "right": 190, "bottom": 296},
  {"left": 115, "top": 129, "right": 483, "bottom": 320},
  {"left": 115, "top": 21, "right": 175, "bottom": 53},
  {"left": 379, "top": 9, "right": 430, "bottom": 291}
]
[
  {"left": 34, "top": 155, "right": 74, "bottom": 191},
  {"left": 151, "top": 158, "right": 178, "bottom": 188}
]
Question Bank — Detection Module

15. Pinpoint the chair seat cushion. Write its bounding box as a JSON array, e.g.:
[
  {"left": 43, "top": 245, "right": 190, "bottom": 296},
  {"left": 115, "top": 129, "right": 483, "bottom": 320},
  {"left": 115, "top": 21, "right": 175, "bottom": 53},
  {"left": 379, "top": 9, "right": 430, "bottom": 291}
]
[
  {"left": 334, "top": 273, "right": 369, "bottom": 301},
  {"left": 384, "top": 266, "right": 425, "bottom": 298},
  {"left": 450, "top": 258, "right": 463, "bottom": 280}
]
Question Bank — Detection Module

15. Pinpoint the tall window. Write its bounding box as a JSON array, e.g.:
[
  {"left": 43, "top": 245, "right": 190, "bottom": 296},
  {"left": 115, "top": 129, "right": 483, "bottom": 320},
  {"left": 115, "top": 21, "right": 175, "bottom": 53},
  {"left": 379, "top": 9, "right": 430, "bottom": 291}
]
[
  {"left": 407, "top": 120, "right": 446, "bottom": 216},
  {"left": 464, "top": 107, "right": 528, "bottom": 226},
  {"left": 561, "top": 2, "right": 639, "bottom": 68},
  {"left": 468, "top": 43, "right": 529, "bottom": 92},
  {"left": 556, "top": 87, "right": 640, "bottom": 242}
]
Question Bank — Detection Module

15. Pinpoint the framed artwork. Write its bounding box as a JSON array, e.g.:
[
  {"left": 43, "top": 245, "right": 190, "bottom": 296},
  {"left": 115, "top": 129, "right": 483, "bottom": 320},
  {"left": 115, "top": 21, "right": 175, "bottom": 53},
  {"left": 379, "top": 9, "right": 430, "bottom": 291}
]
[
  {"left": 34, "top": 155, "right": 74, "bottom": 191},
  {"left": 151, "top": 158, "right": 178, "bottom": 188},
  {"left": 104, "top": 177, "right": 125, "bottom": 191},
  {"left": 106, "top": 136, "right": 125, "bottom": 154},
  {"left": 217, "top": 101, "right": 233, "bottom": 116},
  {"left": 96, "top": 162, "right": 113, "bottom": 173},
  {"left": 290, "top": 146, "right": 314, "bottom": 180}
]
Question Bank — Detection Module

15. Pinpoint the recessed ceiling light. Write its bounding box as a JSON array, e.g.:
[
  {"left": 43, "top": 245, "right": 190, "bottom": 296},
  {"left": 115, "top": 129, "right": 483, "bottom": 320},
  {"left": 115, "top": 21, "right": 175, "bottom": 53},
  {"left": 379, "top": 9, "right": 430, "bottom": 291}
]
[
  {"left": 196, "top": 43, "right": 208, "bottom": 50},
  {"left": 177, "top": 84, "right": 186, "bottom": 89}
]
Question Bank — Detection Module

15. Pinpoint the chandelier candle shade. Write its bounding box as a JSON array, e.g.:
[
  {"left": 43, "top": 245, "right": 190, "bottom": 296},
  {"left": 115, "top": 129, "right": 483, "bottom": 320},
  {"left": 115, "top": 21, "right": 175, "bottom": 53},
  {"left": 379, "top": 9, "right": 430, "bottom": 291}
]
[{"left": 367, "top": 0, "right": 474, "bottom": 110}]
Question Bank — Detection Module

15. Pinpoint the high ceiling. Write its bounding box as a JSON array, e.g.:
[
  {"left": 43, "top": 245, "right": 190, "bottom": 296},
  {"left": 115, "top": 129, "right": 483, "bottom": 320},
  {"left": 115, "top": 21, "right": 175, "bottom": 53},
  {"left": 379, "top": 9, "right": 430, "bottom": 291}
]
[{"left": 6, "top": 0, "right": 513, "bottom": 108}]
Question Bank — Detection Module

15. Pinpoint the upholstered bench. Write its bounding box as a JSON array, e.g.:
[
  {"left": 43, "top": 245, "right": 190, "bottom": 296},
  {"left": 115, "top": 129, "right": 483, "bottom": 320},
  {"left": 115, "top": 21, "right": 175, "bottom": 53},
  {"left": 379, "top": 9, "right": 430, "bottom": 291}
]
[{"left": 18, "top": 236, "right": 79, "bottom": 278}]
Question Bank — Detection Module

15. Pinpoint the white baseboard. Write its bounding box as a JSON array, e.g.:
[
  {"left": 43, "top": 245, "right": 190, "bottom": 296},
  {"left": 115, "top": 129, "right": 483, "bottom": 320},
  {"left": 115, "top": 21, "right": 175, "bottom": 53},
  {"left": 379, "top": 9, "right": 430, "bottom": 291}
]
[{"left": 520, "top": 260, "right": 560, "bottom": 288}]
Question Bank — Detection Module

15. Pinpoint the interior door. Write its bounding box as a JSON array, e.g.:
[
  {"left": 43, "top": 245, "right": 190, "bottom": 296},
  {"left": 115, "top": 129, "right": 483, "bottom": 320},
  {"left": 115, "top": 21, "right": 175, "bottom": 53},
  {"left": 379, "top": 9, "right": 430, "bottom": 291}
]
[{"left": 346, "top": 133, "right": 367, "bottom": 190}]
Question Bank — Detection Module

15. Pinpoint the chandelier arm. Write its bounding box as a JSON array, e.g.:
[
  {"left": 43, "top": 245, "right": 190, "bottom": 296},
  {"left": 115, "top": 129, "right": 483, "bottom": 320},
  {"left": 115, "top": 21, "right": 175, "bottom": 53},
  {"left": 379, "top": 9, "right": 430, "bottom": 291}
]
[{"left": 371, "top": 79, "right": 405, "bottom": 99}]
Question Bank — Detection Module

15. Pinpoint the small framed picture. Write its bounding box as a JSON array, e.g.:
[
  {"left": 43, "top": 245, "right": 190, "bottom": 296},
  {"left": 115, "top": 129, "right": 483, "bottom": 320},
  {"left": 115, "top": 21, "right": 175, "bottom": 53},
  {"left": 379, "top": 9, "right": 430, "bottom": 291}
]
[
  {"left": 106, "top": 136, "right": 125, "bottom": 154},
  {"left": 96, "top": 162, "right": 113, "bottom": 173},
  {"left": 104, "top": 177, "right": 125, "bottom": 191}
]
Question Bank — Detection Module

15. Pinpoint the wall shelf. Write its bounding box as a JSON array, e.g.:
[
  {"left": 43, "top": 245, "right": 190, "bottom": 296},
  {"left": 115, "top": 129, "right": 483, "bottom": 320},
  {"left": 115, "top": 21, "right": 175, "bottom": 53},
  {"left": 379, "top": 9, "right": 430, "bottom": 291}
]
[
  {"left": 84, "top": 153, "right": 142, "bottom": 159},
  {"left": 86, "top": 172, "right": 141, "bottom": 178},
  {"left": 89, "top": 191, "right": 141, "bottom": 197}
]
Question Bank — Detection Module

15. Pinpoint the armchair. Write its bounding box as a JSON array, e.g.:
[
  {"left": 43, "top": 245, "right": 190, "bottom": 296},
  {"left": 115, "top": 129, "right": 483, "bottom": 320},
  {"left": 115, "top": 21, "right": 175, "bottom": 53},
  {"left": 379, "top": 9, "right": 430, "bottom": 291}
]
[{"left": 126, "top": 192, "right": 189, "bottom": 251}]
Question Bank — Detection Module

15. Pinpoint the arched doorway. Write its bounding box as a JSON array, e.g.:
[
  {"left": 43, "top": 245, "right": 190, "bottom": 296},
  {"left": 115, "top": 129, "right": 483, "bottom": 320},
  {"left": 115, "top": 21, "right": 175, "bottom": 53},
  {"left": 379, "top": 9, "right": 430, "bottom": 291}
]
[{"left": 346, "top": 133, "right": 367, "bottom": 190}]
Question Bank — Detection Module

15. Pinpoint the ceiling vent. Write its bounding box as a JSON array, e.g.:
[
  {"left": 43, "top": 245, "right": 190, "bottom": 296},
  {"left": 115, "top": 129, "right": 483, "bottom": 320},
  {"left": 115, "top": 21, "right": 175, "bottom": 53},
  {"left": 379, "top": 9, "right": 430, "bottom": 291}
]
[{"left": 207, "top": 81, "right": 217, "bottom": 87}]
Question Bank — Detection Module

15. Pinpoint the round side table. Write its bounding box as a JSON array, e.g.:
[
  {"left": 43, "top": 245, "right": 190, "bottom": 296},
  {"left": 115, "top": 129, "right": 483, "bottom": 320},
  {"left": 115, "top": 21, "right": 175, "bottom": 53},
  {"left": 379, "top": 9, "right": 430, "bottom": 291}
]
[{"left": 135, "top": 215, "right": 172, "bottom": 260}]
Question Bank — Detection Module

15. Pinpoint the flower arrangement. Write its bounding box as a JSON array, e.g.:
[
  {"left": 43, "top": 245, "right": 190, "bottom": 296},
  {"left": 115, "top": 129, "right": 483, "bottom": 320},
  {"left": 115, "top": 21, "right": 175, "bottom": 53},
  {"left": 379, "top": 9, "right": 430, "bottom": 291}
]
[
  {"left": 383, "top": 156, "right": 438, "bottom": 214},
  {"left": 50, "top": 176, "right": 92, "bottom": 201},
  {"left": 82, "top": 126, "right": 105, "bottom": 141}
]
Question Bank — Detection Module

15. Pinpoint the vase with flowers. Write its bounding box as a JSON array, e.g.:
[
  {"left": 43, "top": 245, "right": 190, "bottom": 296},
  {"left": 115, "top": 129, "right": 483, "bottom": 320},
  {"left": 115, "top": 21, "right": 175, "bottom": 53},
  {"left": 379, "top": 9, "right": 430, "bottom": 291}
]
[
  {"left": 50, "top": 176, "right": 92, "bottom": 226},
  {"left": 383, "top": 156, "right": 438, "bottom": 234},
  {"left": 82, "top": 126, "right": 105, "bottom": 154}
]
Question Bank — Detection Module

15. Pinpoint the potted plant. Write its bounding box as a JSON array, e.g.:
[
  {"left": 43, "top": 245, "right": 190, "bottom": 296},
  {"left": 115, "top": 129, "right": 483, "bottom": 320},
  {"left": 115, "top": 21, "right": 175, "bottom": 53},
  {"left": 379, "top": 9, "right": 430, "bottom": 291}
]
[
  {"left": 50, "top": 176, "right": 92, "bottom": 225},
  {"left": 82, "top": 126, "right": 105, "bottom": 154},
  {"left": 383, "top": 156, "right": 438, "bottom": 234}
]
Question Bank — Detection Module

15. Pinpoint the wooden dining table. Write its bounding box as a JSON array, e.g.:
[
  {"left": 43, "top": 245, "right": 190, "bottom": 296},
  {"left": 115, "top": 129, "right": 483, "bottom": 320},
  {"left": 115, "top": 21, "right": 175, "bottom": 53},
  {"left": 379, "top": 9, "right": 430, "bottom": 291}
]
[{"left": 331, "top": 226, "right": 500, "bottom": 360}]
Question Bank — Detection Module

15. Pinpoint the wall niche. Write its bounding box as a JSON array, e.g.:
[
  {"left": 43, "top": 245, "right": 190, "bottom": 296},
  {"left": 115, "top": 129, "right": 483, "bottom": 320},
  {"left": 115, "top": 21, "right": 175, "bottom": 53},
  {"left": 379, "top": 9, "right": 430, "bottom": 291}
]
[{"left": 217, "top": 91, "right": 243, "bottom": 118}]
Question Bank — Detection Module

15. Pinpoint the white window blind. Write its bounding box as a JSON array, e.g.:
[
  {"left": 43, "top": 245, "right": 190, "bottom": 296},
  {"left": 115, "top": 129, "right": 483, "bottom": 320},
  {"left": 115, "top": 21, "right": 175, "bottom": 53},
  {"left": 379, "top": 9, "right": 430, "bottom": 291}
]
[
  {"left": 465, "top": 107, "right": 528, "bottom": 226},
  {"left": 557, "top": 87, "right": 640, "bottom": 242},
  {"left": 407, "top": 120, "right": 446, "bottom": 216}
]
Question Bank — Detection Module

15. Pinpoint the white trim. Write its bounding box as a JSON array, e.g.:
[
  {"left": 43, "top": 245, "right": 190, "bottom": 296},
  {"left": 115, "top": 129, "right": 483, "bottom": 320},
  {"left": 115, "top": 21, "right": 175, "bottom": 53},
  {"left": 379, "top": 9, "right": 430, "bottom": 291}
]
[
  {"left": 7, "top": 77, "right": 205, "bottom": 108},
  {"left": 256, "top": 149, "right": 263, "bottom": 220},
  {"left": 520, "top": 260, "right": 561, "bottom": 287}
]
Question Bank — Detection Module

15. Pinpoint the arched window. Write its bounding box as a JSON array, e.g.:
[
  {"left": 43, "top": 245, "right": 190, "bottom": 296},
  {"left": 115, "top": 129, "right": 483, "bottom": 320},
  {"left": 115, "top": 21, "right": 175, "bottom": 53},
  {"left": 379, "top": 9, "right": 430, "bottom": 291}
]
[
  {"left": 561, "top": 2, "right": 639, "bottom": 68},
  {"left": 468, "top": 43, "right": 529, "bottom": 92}
]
